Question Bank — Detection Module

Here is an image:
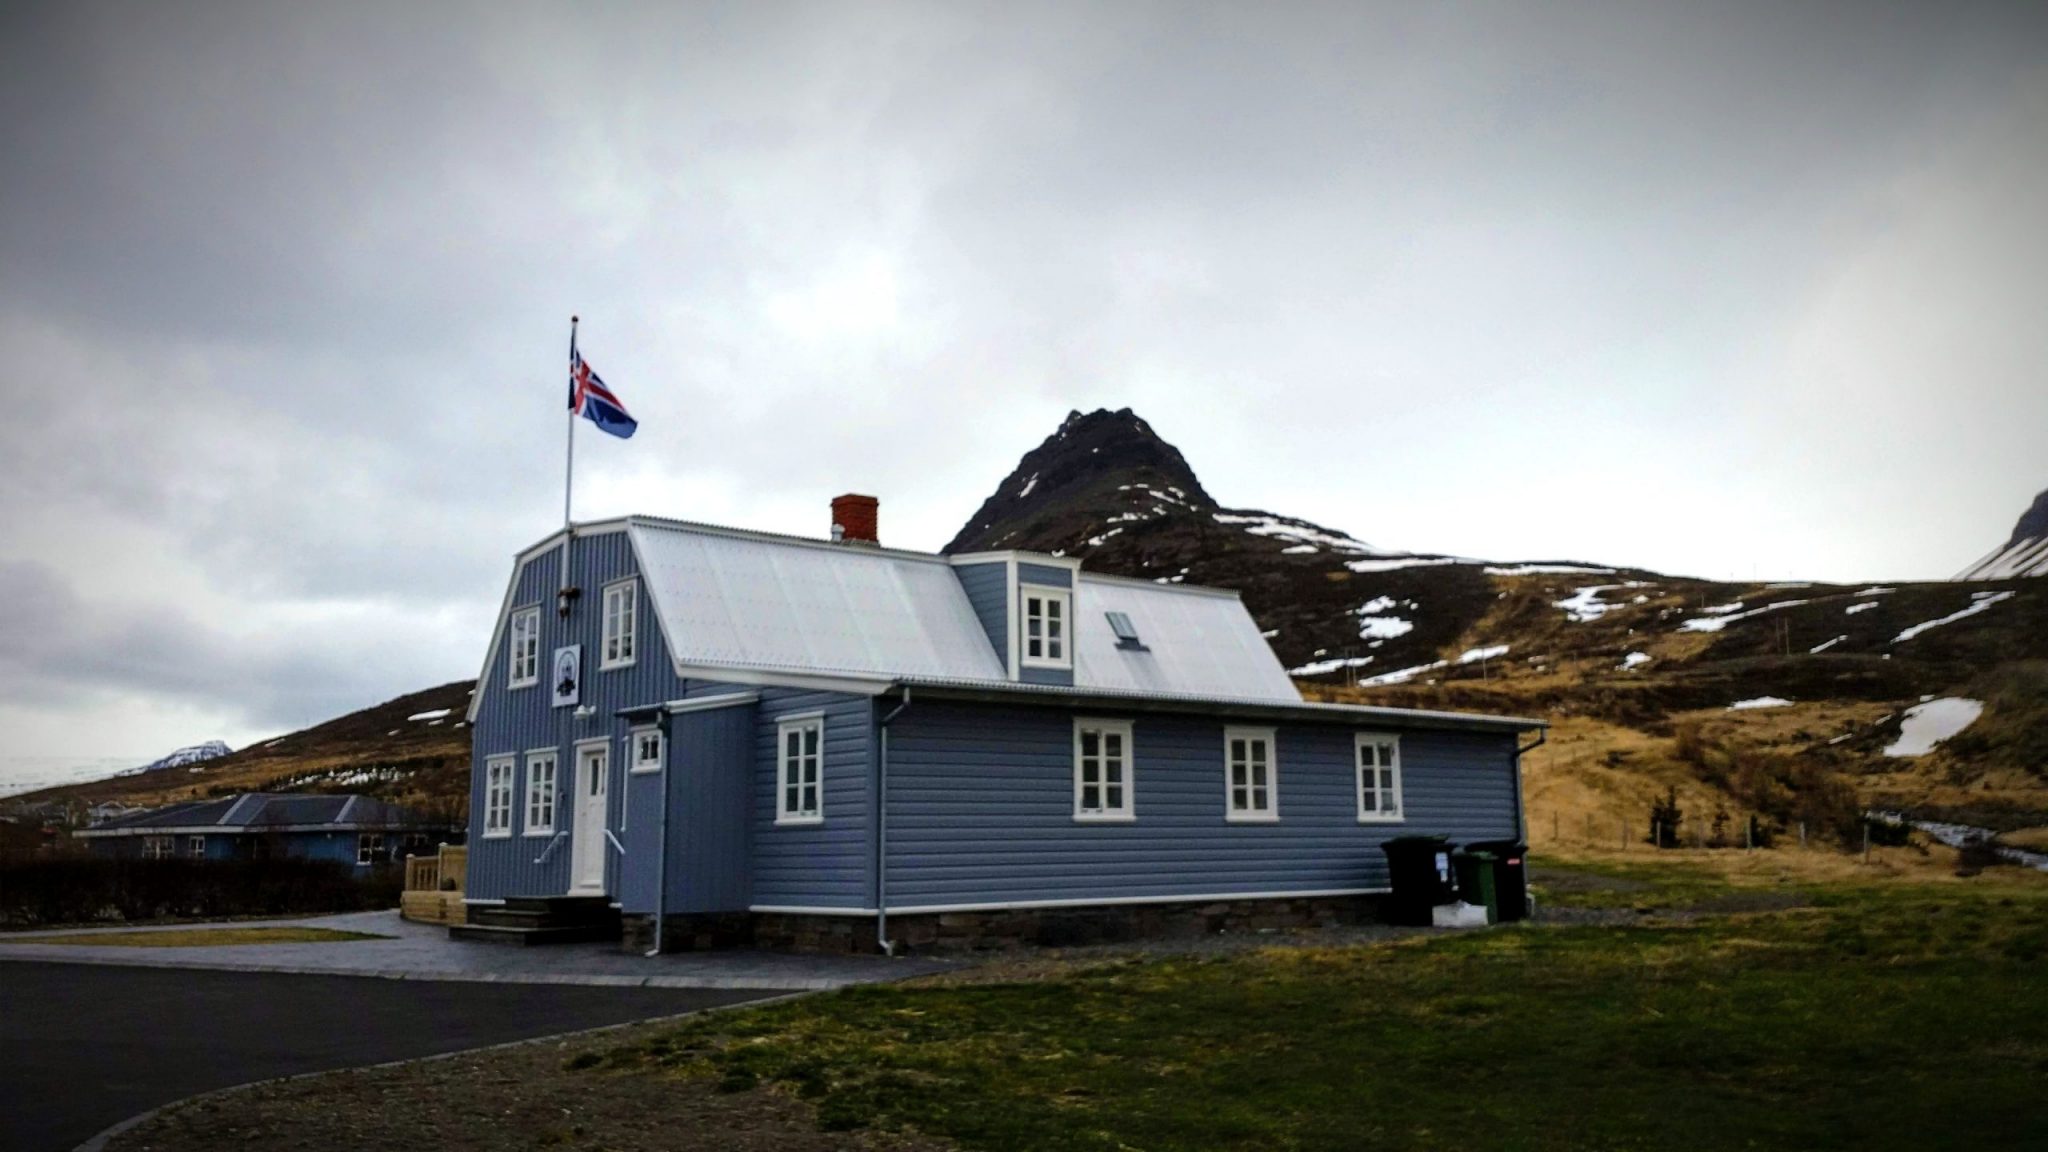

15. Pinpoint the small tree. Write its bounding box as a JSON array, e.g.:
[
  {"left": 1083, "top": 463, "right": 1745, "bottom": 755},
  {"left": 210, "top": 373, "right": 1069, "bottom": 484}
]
[{"left": 1647, "top": 787, "right": 1684, "bottom": 849}]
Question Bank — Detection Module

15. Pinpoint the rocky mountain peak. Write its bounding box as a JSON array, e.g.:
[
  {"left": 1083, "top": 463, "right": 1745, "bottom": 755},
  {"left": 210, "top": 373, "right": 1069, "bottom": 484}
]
[
  {"left": 2010, "top": 489, "right": 2048, "bottom": 548},
  {"left": 944, "top": 408, "right": 1217, "bottom": 553}
]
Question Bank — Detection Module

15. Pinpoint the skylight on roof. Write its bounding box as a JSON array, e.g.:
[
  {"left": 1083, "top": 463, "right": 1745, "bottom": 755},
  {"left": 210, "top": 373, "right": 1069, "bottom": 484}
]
[{"left": 1106, "top": 611, "right": 1145, "bottom": 650}]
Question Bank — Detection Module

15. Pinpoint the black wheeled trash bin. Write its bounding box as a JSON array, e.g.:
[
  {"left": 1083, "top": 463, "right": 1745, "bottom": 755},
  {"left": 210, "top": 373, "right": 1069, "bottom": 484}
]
[
  {"left": 1380, "top": 835, "right": 1456, "bottom": 926},
  {"left": 1451, "top": 848, "right": 1499, "bottom": 924},
  {"left": 1468, "top": 838, "right": 1530, "bottom": 922}
]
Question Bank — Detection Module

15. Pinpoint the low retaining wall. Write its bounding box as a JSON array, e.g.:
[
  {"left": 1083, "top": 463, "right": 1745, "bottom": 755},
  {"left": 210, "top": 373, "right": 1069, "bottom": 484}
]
[{"left": 623, "top": 894, "right": 1380, "bottom": 956}]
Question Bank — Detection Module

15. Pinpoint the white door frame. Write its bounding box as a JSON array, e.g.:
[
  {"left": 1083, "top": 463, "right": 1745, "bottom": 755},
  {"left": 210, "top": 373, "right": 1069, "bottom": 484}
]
[{"left": 570, "top": 739, "right": 610, "bottom": 895}]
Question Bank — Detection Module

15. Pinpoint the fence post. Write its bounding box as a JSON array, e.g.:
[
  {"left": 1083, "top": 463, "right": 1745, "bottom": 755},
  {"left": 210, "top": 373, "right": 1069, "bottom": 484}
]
[
  {"left": 1863, "top": 822, "right": 1870, "bottom": 863},
  {"left": 1799, "top": 822, "right": 1807, "bottom": 849},
  {"left": 1745, "top": 818, "right": 1753, "bottom": 851}
]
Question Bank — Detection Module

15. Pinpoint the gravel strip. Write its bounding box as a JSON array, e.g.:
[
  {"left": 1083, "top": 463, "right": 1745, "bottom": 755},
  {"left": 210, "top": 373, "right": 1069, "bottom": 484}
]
[{"left": 103, "top": 1015, "right": 952, "bottom": 1152}]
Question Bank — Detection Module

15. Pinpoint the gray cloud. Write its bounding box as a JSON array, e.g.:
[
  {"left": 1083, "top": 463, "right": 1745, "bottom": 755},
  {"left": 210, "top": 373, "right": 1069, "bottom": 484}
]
[{"left": 2, "top": 1, "right": 2045, "bottom": 757}]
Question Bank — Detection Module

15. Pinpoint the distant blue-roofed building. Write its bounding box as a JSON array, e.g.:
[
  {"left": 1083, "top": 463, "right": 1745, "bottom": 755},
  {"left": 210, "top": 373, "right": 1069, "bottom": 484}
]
[
  {"left": 463, "top": 496, "right": 1545, "bottom": 953},
  {"left": 75, "top": 793, "right": 457, "bottom": 868}
]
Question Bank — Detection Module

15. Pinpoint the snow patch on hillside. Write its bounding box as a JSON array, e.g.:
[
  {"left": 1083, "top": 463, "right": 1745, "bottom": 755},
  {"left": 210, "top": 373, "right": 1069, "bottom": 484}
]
[
  {"left": 1484, "top": 563, "right": 1614, "bottom": 576},
  {"left": 408, "top": 709, "right": 453, "bottom": 723},
  {"left": 1619, "top": 651, "right": 1651, "bottom": 671},
  {"left": 1728, "top": 696, "right": 1793, "bottom": 710},
  {"left": 1883, "top": 698, "right": 1984, "bottom": 756},
  {"left": 1458, "top": 644, "right": 1508, "bottom": 664},
  {"left": 1892, "top": 591, "right": 2014, "bottom": 644},
  {"left": 1680, "top": 600, "right": 1809, "bottom": 633},
  {"left": 1289, "top": 655, "right": 1376, "bottom": 676},
  {"left": 1810, "top": 635, "right": 1848, "bottom": 653},
  {"left": 1845, "top": 602, "right": 1878, "bottom": 615},
  {"left": 1344, "top": 556, "right": 1461, "bottom": 574},
  {"left": 1360, "top": 660, "right": 1448, "bottom": 686},
  {"left": 1213, "top": 512, "right": 1380, "bottom": 555},
  {"left": 1555, "top": 584, "right": 1643, "bottom": 623}
]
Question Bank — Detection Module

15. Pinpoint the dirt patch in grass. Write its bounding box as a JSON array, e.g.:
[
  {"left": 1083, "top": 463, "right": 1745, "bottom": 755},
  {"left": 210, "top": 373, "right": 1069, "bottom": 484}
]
[
  {"left": 8, "top": 927, "right": 386, "bottom": 947},
  {"left": 105, "top": 1019, "right": 952, "bottom": 1152}
]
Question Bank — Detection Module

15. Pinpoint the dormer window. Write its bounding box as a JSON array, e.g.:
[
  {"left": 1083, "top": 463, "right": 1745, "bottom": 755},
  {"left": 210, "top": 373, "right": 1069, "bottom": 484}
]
[{"left": 1022, "top": 588, "right": 1071, "bottom": 668}]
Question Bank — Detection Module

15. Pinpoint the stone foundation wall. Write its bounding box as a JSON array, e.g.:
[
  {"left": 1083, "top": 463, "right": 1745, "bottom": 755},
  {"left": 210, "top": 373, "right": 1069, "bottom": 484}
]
[{"left": 624, "top": 894, "right": 1380, "bottom": 956}]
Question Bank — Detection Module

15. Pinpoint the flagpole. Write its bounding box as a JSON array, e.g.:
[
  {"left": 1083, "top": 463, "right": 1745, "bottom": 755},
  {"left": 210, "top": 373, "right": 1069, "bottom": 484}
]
[{"left": 561, "top": 315, "right": 578, "bottom": 609}]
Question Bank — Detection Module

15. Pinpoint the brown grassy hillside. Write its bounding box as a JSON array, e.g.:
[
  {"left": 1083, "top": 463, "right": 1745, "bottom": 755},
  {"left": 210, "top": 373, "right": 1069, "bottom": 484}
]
[{"left": 9, "top": 681, "right": 474, "bottom": 822}]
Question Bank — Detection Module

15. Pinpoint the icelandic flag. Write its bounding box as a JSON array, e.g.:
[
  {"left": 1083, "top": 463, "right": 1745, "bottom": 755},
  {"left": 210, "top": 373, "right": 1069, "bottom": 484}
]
[{"left": 568, "top": 341, "right": 637, "bottom": 439}]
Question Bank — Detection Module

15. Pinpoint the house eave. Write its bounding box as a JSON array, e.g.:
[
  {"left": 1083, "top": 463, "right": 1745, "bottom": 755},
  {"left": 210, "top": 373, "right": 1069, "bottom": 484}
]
[{"left": 887, "top": 678, "right": 1546, "bottom": 734}]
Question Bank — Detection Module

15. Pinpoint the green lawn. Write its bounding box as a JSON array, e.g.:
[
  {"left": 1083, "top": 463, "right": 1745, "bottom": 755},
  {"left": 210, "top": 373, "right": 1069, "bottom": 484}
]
[
  {"left": 8, "top": 926, "right": 385, "bottom": 947},
  {"left": 594, "top": 867, "right": 2048, "bottom": 1151}
]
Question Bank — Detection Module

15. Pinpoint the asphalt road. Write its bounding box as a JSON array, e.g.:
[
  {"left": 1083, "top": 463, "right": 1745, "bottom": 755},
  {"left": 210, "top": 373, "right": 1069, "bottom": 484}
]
[{"left": 0, "top": 962, "right": 775, "bottom": 1152}]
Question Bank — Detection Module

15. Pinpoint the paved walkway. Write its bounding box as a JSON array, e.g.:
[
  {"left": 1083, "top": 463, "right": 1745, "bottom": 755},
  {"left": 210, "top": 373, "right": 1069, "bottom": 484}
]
[
  {"left": 0, "top": 910, "right": 955, "bottom": 989},
  {"left": 1, "top": 962, "right": 776, "bottom": 1152}
]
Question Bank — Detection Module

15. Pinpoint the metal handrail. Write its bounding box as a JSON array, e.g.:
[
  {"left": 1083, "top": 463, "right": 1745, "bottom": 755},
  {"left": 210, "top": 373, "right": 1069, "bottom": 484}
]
[
  {"left": 532, "top": 830, "right": 568, "bottom": 865},
  {"left": 605, "top": 829, "right": 625, "bottom": 856}
]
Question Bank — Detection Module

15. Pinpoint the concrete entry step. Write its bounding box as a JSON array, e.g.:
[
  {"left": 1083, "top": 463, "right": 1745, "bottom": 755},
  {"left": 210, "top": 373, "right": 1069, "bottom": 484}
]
[
  {"left": 453, "top": 895, "right": 621, "bottom": 945},
  {"left": 447, "top": 922, "right": 621, "bottom": 946}
]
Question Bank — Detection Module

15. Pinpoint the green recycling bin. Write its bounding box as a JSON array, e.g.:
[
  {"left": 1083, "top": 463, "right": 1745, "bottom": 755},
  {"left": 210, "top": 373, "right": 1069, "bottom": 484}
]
[
  {"left": 1467, "top": 838, "right": 1529, "bottom": 922},
  {"left": 1452, "top": 848, "right": 1499, "bottom": 924}
]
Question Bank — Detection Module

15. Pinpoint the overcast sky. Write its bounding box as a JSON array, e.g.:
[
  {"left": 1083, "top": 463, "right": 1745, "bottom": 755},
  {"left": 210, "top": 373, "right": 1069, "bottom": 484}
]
[{"left": 2, "top": 1, "right": 2044, "bottom": 762}]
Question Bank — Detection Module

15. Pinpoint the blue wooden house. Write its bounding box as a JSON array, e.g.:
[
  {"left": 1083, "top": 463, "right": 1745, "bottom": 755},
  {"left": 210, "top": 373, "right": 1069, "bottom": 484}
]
[
  {"left": 76, "top": 793, "right": 454, "bottom": 868},
  {"left": 464, "top": 497, "right": 1543, "bottom": 952}
]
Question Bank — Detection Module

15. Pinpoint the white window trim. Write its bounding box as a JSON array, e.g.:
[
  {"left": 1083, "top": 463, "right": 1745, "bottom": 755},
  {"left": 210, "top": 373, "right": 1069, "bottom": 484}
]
[
  {"left": 144, "top": 836, "right": 173, "bottom": 860},
  {"left": 357, "top": 832, "right": 385, "bottom": 866},
  {"left": 1355, "top": 732, "right": 1405, "bottom": 824},
  {"left": 1073, "top": 717, "right": 1136, "bottom": 822},
  {"left": 775, "top": 714, "right": 826, "bottom": 825},
  {"left": 483, "top": 756, "right": 515, "bottom": 839},
  {"left": 599, "top": 578, "right": 638, "bottom": 670},
  {"left": 523, "top": 749, "right": 559, "bottom": 837},
  {"left": 629, "top": 725, "right": 664, "bottom": 775},
  {"left": 187, "top": 834, "right": 207, "bottom": 858},
  {"left": 507, "top": 606, "right": 541, "bottom": 689},
  {"left": 1020, "top": 587, "right": 1074, "bottom": 670},
  {"left": 1223, "top": 726, "right": 1280, "bottom": 823}
]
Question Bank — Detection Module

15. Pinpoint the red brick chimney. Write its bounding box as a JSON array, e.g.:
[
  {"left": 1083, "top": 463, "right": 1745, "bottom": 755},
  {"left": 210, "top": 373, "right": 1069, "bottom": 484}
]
[{"left": 831, "top": 494, "right": 879, "bottom": 545}]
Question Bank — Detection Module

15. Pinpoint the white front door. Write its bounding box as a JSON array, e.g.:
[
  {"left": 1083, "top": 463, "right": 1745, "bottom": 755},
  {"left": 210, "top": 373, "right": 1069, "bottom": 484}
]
[{"left": 571, "top": 743, "right": 609, "bottom": 894}]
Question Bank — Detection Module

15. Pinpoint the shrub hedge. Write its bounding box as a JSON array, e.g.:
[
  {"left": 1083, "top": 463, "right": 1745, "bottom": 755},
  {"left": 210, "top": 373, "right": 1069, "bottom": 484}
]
[{"left": 0, "top": 857, "right": 401, "bottom": 928}]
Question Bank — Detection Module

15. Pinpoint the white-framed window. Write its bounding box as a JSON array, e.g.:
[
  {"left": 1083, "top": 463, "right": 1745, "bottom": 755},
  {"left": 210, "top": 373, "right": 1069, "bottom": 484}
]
[
  {"left": 601, "top": 578, "right": 638, "bottom": 669},
  {"left": 630, "top": 727, "right": 664, "bottom": 774},
  {"left": 357, "top": 832, "right": 385, "bottom": 866},
  {"left": 507, "top": 606, "right": 541, "bottom": 688},
  {"left": 524, "top": 750, "right": 558, "bottom": 836},
  {"left": 1224, "top": 726, "right": 1278, "bottom": 822},
  {"left": 1356, "top": 733, "right": 1404, "bottom": 823},
  {"left": 483, "top": 756, "right": 515, "bottom": 838},
  {"left": 776, "top": 714, "right": 824, "bottom": 824},
  {"left": 1073, "top": 718, "right": 1135, "bottom": 821},
  {"left": 187, "top": 835, "right": 207, "bottom": 858},
  {"left": 143, "top": 836, "right": 173, "bottom": 860},
  {"left": 1022, "top": 587, "right": 1072, "bottom": 668}
]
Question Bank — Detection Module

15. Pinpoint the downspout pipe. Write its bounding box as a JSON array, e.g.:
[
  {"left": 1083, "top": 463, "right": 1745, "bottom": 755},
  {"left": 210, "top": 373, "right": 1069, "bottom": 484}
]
[
  {"left": 875, "top": 688, "right": 913, "bottom": 956},
  {"left": 1513, "top": 728, "right": 1547, "bottom": 845}
]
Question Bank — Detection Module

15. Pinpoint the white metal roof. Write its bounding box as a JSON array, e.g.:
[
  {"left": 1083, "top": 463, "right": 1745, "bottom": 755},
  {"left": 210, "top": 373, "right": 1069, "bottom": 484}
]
[
  {"left": 1073, "top": 575, "right": 1301, "bottom": 702},
  {"left": 630, "top": 520, "right": 1010, "bottom": 683}
]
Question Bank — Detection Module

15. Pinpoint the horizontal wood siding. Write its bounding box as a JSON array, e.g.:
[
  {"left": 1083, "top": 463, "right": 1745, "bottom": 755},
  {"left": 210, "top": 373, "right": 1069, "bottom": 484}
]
[
  {"left": 671, "top": 703, "right": 755, "bottom": 913},
  {"left": 1016, "top": 563, "right": 1072, "bottom": 588},
  {"left": 882, "top": 702, "right": 1518, "bottom": 908},
  {"left": 467, "top": 529, "right": 684, "bottom": 902},
  {"left": 952, "top": 561, "right": 1009, "bottom": 671},
  {"left": 749, "top": 689, "right": 875, "bottom": 909}
]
